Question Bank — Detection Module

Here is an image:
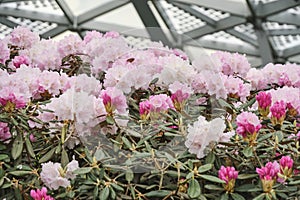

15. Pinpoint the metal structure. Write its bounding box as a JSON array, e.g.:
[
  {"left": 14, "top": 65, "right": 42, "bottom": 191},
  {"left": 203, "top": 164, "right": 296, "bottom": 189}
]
[{"left": 0, "top": 0, "right": 300, "bottom": 67}]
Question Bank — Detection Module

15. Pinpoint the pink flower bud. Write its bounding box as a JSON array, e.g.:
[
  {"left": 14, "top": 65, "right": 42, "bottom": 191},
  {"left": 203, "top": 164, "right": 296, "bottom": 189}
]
[
  {"left": 270, "top": 100, "right": 286, "bottom": 125},
  {"left": 30, "top": 187, "right": 54, "bottom": 200},
  {"left": 256, "top": 92, "right": 272, "bottom": 109},
  {"left": 218, "top": 166, "right": 238, "bottom": 193}
]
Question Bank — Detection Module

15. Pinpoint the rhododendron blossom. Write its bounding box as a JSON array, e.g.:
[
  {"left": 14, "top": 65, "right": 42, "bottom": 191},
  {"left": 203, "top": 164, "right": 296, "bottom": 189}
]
[
  {"left": 256, "top": 91, "right": 272, "bottom": 117},
  {"left": 41, "top": 160, "right": 79, "bottom": 190},
  {"left": 30, "top": 187, "right": 54, "bottom": 200},
  {"left": 236, "top": 112, "right": 261, "bottom": 143},
  {"left": 256, "top": 161, "right": 280, "bottom": 193},
  {"left": 218, "top": 166, "right": 238, "bottom": 192},
  {"left": 185, "top": 116, "right": 226, "bottom": 159},
  {"left": 270, "top": 100, "right": 286, "bottom": 126},
  {"left": 0, "top": 122, "right": 11, "bottom": 142}
]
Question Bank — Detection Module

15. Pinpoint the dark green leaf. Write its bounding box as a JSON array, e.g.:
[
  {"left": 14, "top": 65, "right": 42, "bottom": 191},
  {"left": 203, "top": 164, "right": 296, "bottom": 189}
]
[
  {"left": 205, "top": 151, "right": 215, "bottom": 164},
  {"left": 0, "top": 154, "right": 9, "bottom": 161},
  {"left": 39, "top": 147, "right": 56, "bottom": 163},
  {"left": 198, "top": 164, "right": 213, "bottom": 173},
  {"left": 242, "top": 146, "right": 253, "bottom": 158},
  {"left": 61, "top": 148, "right": 69, "bottom": 168},
  {"left": 237, "top": 174, "right": 258, "bottom": 180},
  {"left": 125, "top": 169, "right": 134, "bottom": 183},
  {"left": 110, "top": 187, "right": 116, "bottom": 199},
  {"left": 274, "top": 131, "right": 283, "bottom": 142},
  {"left": 221, "top": 193, "right": 229, "bottom": 200},
  {"left": 252, "top": 193, "right": 266, "bottom": 200},
  {"left": 145, "top": 190, "right": 170, "bottom": 198},
  {"left": 199, "top": 174, "right": 225, "bottom": 184},
  {"left": 11, "top": 135, "right": 23, "bottom": 160},
  {"left": 231, "top": 193, "right": 246, "bottom": 200},
  {"left": 204, "top": 184, "right": 223, "bottom": 190},
  {"left": 25, "top": 137, "right": 35, "bottom": 158},
  {"left": 8, "top": 170, "right": 32, "bottom": 176},
  {"left": 188, "top": 179, "right": 201, "bottom": 199},
  {"left": 111, "top": 183, "right": 124, "bottom": 192},
  {"left": 99, "top": 187, "right": 110, "bottom": 200},
  {"left": 235, "top": 184, "right": 261, "bottom": 192},
  {"left": 74, "top": 167, "right": 92, "bottom": 175},
  {"left": 122, "top": 136, "right": 132, "bottom": 149}
]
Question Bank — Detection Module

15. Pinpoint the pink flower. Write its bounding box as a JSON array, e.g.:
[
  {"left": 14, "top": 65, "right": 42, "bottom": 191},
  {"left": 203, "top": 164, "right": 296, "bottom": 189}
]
[
  {"left": 236, "top": 112, "right": 261, "bottom": 142},
  {"left": 83, "top": 30, "right": 103, "bottom": 44},
  {"left": 256, "top": 161, "right": 280, "bottom": 192},
  {"left": 149, "top": 94, "right": 174, "bottom": 113},
  {"left": 218, "top": 166, "right": 238, "bottom": 192},
  {"left": 12, "top": 55, "right": 30, "bottom": 68},
  {"left": 270, "top": 100, "right": 286, "bottom": 125},
  {"left": 0, "top": 92, "right": 26, "bottom": 112},
  {"left": 8, "top": 26, "right": 40, "bottom": 49},
  {"left": 278, "top": 156, "right": 294, "bottom": 182},
  {"left": 172, "top": 48, "right": 188, "bottom": 60},
  {"left": 256, "top": 161, "right": 280, "bottom": 181},
  {"left": 100, "top": 87, "right": 127, "bottom": 115},
  {"left": 58, "top": 34, "right": 84, "bottom": 57},
  {"left": 256, "top": 92, "right": 272, "bottom": 109},
  {"left": 256, "top": 91, "right": 272, "bottom": 117},
  {"left": 218, "top": 166, "right": 238, "bottom": 184},
  {"left": 104, "top": 31, "right": 119, "bottom": 38},
  {"left": 169, "top": 81, "right": 193, "bottom": 111},
  {"left": 0, "top": 122, "right": 11, "bottom": 142},
  {"left": 139, "top": 100, "right": 152, "bottom": 120},
  {"left": 0, "top": 40, "right": 10, "bottom": 64},
  {"left": 30, "top": 187, "right": 54, "bottom": 200}
]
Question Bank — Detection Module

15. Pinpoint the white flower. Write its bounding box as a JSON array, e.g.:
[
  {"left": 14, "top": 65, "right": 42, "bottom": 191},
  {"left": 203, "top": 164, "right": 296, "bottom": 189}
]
[{"left": 185, "top": 116, "right": 226, "bottom": 159}]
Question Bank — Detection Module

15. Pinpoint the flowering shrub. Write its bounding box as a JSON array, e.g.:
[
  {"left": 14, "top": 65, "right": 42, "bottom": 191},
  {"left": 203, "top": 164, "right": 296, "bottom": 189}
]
[{"left": 0, "top": 26, "right": 299, "bottom": 200}]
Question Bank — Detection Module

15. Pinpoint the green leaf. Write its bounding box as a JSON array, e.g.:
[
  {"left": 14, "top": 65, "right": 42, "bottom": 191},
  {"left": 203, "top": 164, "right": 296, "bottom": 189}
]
[
  {"left": 39, "top": 147, "right": 56, "bottom": 163},
  {"left": 199, "top": 174, "right": 225, "bottom": 184},
  {"left": 0, "top": 177, "right": 4, "bottom": 187},
  {"left": 188, "top": 179, "right": 201, "bottom": 199},
  {"left": 0, "top": 154, "right": 9, "bottom": 161},
  {"left": 274, "top": 131, "right": 283, "bottom": 142},
  {"left": 122, "top": 136, "right": 132, "bottom": 149},
  {"left": 74, "top": 167, "right": 92, "bottom": 175},
  {"left": 99, "top": 187, "right": 110, "bottom": 200},
  {"left": 109, "top": 187, "right": 116, "bottom": 199},
  {"left": 242, "top": 146, "right": 253, "bottom": 158},
  {"left": 11, "top": 135, "right": 23, "bottom": 160},
  {"left": 106, "top": 115, "right": 115, "bottom": 125},
  {"left": 204, "top": 184, "right": 223, "bottom": 190},
  {"left": 125, "top": 169, "right": 134, "bottom": 183},
  {"left": 231, "top": 193, "right": 246, "bottom": 200},
  {"left": 25, "top": 137, "right": 35, "bottom": 158},
  {"left": 93, "top": 186, "right": 99, "bottom": 199},
  {"left": 205, "top": 151, "right": 215, "bottom": 164},
  {"left": 61, "top": 148, "right": 69, "bottom": 168},
  {"left": 253, "top": 193, "right": 266, "bottom": 200},
  {"left": 257, "top": 133, "right": 273, "bottom": 142},
  {"left": 126, "top": 129, "right": 142, "bottom": 138},
  {"left": 198, "top": 164, "right": 213, "bottom": 173},
  {"left": 235, "top": 184, "right": 261, "bottom": 192},
  {"left": 111, "top": 183, "right": 124, "bottom": 192},
  {"left": 221, "top": 193, "right": 229, "bottom": 200},
  {"left": 145, "top": 190, "right": 170, "bottom": 198},
  {"left": 8, "top": 170, "right": 32, "bottom": 176},
  {"left": 288, "top": 180, "right": 300, "bottom": 185},
  {"left": 237, "top": 174, "right": 258, "bottom": 180}
]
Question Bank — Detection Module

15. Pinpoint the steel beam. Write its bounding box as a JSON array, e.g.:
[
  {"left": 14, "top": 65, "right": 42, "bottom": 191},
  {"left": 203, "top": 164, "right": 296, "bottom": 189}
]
[
  {"left": 131, "top": 0, "right": 173, "bottom": 47},
  {"left": 169, "top": 0, "right": 251, "bottom": 17},
  {"left": 246, "top": 0, "right": 274, "bottom": 65},
  {"left": 172, "top": 2, "right": 216, "bottom": 26},
  {"left": 77, "top": 0, "right": 129, "bottom": 25},
  {"left": 41, "top": 25, "right": 69, "bottom": 38},
  {"left": 0, "top": 16, "right": 18, "bottom": 28},
  {"left": 266, "top": 29, "right": 300, "bottom": 36},
  {"left": 226, "top": 29, "right": 258, "bottom": 47},
  {"left": 80, "top": 21, "right": 149, "bottom": 38},
  {"left": 252, "top": 0, "right": 300, "bottom": 18},
  {"left": 186, "top": 38, "right": 260, "bottom": 56},
  {"left": 268, "top": 12, "right": 300, "bottom": 26},
  {"left": 184, "top": 15, "right": 246, "bottom": 41},
  {"left": 0, "top": 6, "right": 69, "bottom": 25},
  {"left": 0, "top": 0, "right": 33, "bottom": 3},
  {"left": 55, "top": 0, "right": 74, "bottom": 24},
  {"left": 282, "top": 44, "right": 300, "bottom": 58}
]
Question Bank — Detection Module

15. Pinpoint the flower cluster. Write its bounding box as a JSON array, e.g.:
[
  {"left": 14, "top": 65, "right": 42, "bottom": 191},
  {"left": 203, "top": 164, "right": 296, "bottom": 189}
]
[{"left": 218, "top": 166, "right": 238, "bottom": 193}]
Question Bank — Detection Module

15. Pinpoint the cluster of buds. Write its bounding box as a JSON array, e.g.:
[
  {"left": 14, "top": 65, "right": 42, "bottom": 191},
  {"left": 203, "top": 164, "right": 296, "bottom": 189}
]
[
  {"left": 236, "top": 111, "right": 261, "bottom": 145},
  {"left": 218, "top": 166, "right": 238, "bottom": 193},
  {"left": 270, "top": 100, "right": 286, "bottom": 126},
  {"left": 256, "top": 91, "right": 272, "bottom": 117},
  {"left": 256, "top": 161, "right": 279, "bottom": 193},
  {"left": 30, "top": 187, "right": 54, "bottom": 200},
  {"left": 0, "top": 92, "right": 26, "bottom": 112},
  {"left": 278, "top": 156, "right": 294, "bottom": 183},
  {"left": 100, "top": 87, "right": 127, "bottom": 116},
  {"left": 257, "top": 156, "right": 294, "bottom": 194},
  {"left": 139, "top": 94, "right": 174, "bottom": 120}
]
